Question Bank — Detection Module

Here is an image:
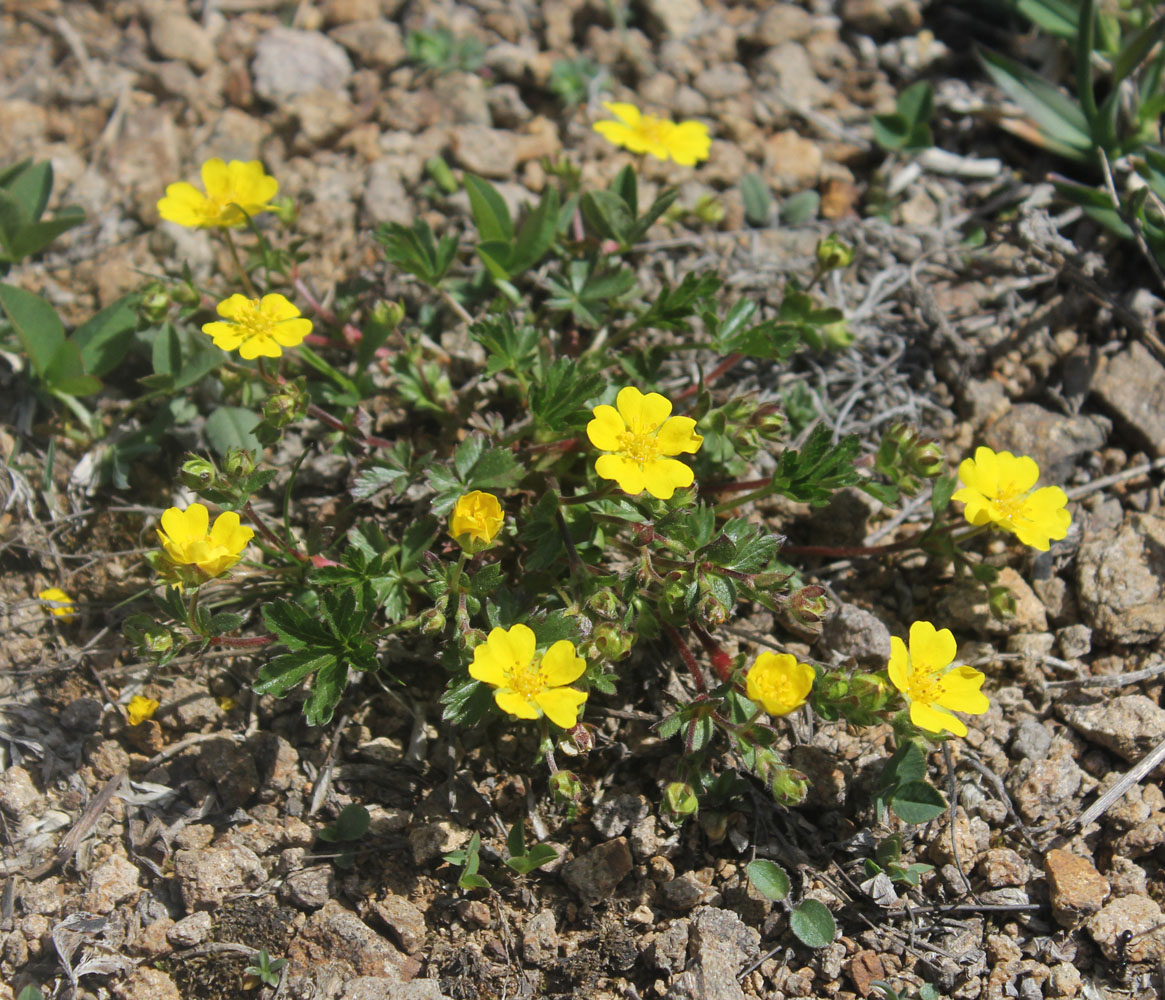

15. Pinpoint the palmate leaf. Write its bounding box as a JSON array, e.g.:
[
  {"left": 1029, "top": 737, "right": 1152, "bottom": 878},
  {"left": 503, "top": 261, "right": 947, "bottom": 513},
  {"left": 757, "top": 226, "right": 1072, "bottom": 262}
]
[{"left": 769, "top": 425, "right": 862, "bottom": 505}]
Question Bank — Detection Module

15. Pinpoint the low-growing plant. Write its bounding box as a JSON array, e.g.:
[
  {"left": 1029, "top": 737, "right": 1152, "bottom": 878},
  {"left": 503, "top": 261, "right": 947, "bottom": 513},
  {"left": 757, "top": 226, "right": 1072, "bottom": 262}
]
[
  {"left": 244, "top": 948, "right": 287, "bottom": 988},
  {"left": 982, "top": 0, "right": 1165, "bottom": 262}
]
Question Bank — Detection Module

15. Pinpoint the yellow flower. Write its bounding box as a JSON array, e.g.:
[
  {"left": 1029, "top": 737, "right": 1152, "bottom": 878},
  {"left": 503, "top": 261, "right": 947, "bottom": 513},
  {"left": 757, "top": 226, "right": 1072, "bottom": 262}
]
[
  {"left": 126, "top": 695, "right": 160, "bottom": 726},
  {"left": 450, "top": 491, "right": 504, "bottom": 553},
  {"left": 469, "top": 624, "right": 588, "bottom": 728},
  {"left": 887, "top": 621, "right": 989, "bottom": 738},
  {"left": 587, "top": 386, "right": 704, "bottom": 500},
  {"left": 38, "top": 587, "right": 77, "bottom": 623},
  {"left": 746, "top": 652, "right": 815, "bottom": 716},
  {"left": 593, "top": 102, "right": 711, "bottom": 166},
  {"left": 156, "top": 503, "right": 254, "bottom": 581},
  {"left": 157, "top": 158, "right": 278, "bottom": 228},
  {"left": 952, "top": 446, "right": 1071, "bottom": 551},
  {"left": 202, "top": 293, "right": 312, "bottom": 360}
]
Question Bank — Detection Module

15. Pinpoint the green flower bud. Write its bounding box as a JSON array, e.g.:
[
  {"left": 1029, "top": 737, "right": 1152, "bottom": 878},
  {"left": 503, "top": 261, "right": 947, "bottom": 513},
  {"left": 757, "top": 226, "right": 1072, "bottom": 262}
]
[
  {"left": 770, "top": 765, "right": 810, "bottom": 807},
  {"left": 262, "top": 378, "right": 309, "bottom": 428},
  {"left": 816, "top": 234, "right": 854, "bottom": 272},
  {"left": 696, "top": 593, "right": 728, "bottom": 629},
  {"left": 584, "top": 623, "right": 633, "bottom": 663},
  {"left": 425, "top": 156, "right": 459, "bottom": 195},
  {"left": 699, "top": 810, "right": 728, "bottom": 843},
  {"left": 550, "top": 769, "right": 583, "bottom": 803},
  {"left": 585, "top": 588, "right": 619, "bottom": 620},
  {"left": 172, "top": 281, "right": 202, "bottom": 307},
  {"left": 821, "top": 319, "right": 855, "bottom": 349},
  {"left": 223, "top": 447, "right": 255, "bottom": 480},
  {"left": 663, "top": 781, "right": 699, "bottom": 819},
  {"left": 459, "top": 628, "right": 486, "bottom": 653},
  {"left": 908, "top": 439, "right": 945, "bottom": 479},
  {"left": 272, "top": 195, "right": 298, "bottom": 227},
  {"left": 420, "top": 608, "right": 446, "bottom": 635},
  {"left": 145, "top": 628, "right": 174, "bottom": 655},
  {"left": 370, "top": 300, "right": 406, "bottom": 330},
  {"left": 179, "top": 456, "right": 218, "bottom": 491},
  {"left": 141, "top": 290, "right": 171, "bottom": 323},
  {"left": 564, "top": 723, "right": 593, "bottom": 755}
]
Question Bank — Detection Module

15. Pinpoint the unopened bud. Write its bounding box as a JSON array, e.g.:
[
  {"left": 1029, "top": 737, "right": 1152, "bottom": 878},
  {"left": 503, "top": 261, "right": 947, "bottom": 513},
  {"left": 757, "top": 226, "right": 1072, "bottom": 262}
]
[
  {"left": 459, "top": 628, "right": 486, "bottom": 653},
  {"left": 586, "top": 588, "right": 619, "bottom": 619},
  {"left": 822, "top": 319, "right": 854, "bottom": 349},
  {"left": 816, "top": 234, "right": 854, "bottom": 272},
  {"left": 549, "top": 769, "right": 583, "bottom": 803},
  {"left": 699, "top": 810, "right": 728, "bottom": 843},
  {"left": 770, "top": 766, "right": 810, "bottom": 807},
  {"left": 697, "top": 593, "right": 728, "bottom": 629},
  {"left": 179, "top": 456, "right": 218, "bottom": 491},
  {"left": 263, "top": 378, "right": 309, "bottom": 428},
  {"left": 370, "top": 300, "right": 406, "bottom": 330},
  {"left": 141, "top": 290, "right": 171, "bottom": 323},
  {"left": 564, "top": 723, "right": 593, "bottom": 755},
  {"left": 663, "top": 781, "right": 699, "bottom": 819},
  {"left": 223, "top": 447, "right": 255, "bottom": 480},
  {"left": 420, "top": 608, "right": 446, "bottom": 635},
  {"left": 145, "top": 628, "right": 174, "bottom": 655},
  {"left": 272, "top": 195, "right": 298, "bottom": 227}
]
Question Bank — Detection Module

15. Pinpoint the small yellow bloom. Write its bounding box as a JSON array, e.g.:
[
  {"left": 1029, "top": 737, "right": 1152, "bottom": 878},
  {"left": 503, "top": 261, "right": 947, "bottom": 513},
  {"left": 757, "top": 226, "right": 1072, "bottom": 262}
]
[
  {"left": 156, "top": 502, "right": 254, "bottom": 581},
  {"left": 587, "top": 386, "right": 703, "bottom": 500},
  {"left": 217, "top": 696, "right": 238, "bottom": 712},
  {"left": 746, "top": 652, "right": 815, "bottom": 717},
  {"left": 38, "top": 587, "right": 77, "bottom": 623},
  {"left": 157, "top": 158, "right": 278, "bottom": 228},
  {"left": 887, "top": 621, "right": 989, "bottom": 738},
  {"left": 450, "top": 491, "right": 505, "bottom": 553},
  {"left": 593, "top": 102, "right": 711, "bottom": 166},
  {"left": 202, "top": 293, "right": 312, "bottom": 360},
  {"left": 126, "top": 695, "right": 160, "bottom": 726},
  {"left": 469, "top": 624, "right": 588, "bottom": 728},
  {"left": 952, "top": 446, "right": 1071, "bottom": 551}
]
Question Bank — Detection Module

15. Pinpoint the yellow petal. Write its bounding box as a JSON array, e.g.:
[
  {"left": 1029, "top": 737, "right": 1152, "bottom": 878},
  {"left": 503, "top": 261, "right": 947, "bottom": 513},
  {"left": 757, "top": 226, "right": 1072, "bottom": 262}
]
[
  {"left": 216, "top": 294, "right": 251, "bottom": 319},
  {"left": 887, "top": 635, "right": 910, "bottom": 693},
  {"left": 540, "top": 640, "right": 586, "bottom": 686},
  {"left": 157, "top": 182, "right": 209, "bottom": 226},
  {"left": 595, "top": 453, "right": 646, "bottom": 495},
  {"left": 601, "top": 102, "right": 641, "bottom": 126},
  {"left": 655, "top": 415, "right": 703, "bottom": 456},
  {"left": 202, "top": 321, "right": 244, "bottom": 351},
  {"left": 270, "top": 318, "right": 312, "bottom": 348},
  {"left": 665, "top": 121, "right": 712, "bottom": 165},
  {"left": 936, "top": 666, "right": 990, "bottom": 716},
  {"left": 593, "top": 121, "right": 638, "bottom": 150},
  {"left": 491, "top": 624, "right": 536, "bottom": 676},
  {"left": 200, "top": 158, "right": 230, "bottom": 199},
  {"left": 587, "top": 404, "right": 626, "bottom": 451},
  {"left": 495, "top": 689, "right": 541, "bottom": 720},
  {"left": 259, "top": 293, "right": 300, "bottom": 321},
  {"left": 535, "top": 687, "right": 587, "bottom": 729},
  {"left": 641, "top": 457, "right": 694, "bottom": 500},
  {"left": 238, "top": 335, "right": 284, "bottom": 360},
  {"left": 210, "top": 511, "right": 254, "bottom": 553},
  {"left": 910, "top": 699, "right": 967, "bottom": 737},
  {"left": 907, "top": 621, "right": 955, "bottom": 674},
  {"left": 469, "top": 643, "right": 507, "bottom": 687}
]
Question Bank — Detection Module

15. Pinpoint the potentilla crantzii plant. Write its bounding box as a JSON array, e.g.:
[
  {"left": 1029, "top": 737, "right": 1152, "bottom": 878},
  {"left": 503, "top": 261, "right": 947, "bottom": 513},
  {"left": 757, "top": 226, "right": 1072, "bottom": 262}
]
[{"left": 108, "top": 103, "right": 1073, "bottom": 844}]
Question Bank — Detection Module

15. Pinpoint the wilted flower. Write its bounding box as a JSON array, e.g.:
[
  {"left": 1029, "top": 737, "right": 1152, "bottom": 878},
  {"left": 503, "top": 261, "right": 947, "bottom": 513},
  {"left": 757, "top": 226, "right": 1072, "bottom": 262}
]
[
  {"left": 469, "top": 624, "right": 588, "bottom": 728},
  {"left": 887, "top": 621, "right": 989, "bottom": 738},
  {"left": 202, "top": 293, "right": 312, "bottom": 360},
  {"left": 156, "top": 502, "right": 254, "bottom": 581},
  {"left": 746, "top": 652, "right": 815, "bottom": 717},
  {"left": 38, "top": 587, "right": 77, "bottom": 623},
  {"left": 953, "top": 446, "right": 1071, "bottom": 551},
  {"left": 593, "top": 102, "right": 711, "bottom": 166},
  {"left": 449, "top": 491, "right": 504, "bottom": 553},
  {"left": 587, "top": 386, "right": 703, "bottom": 500},
  {"left": 126, "top": 695, "right": 159, "bottom": 726},
  {"left": 157, "top": 158, "right": 278, "bottom": 228}
]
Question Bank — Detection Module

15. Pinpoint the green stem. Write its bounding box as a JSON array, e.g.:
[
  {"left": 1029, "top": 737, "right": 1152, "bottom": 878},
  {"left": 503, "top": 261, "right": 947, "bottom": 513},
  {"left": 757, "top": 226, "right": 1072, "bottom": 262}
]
[{"left": 224, "top": 230, "right": 259, "bottom": 298}]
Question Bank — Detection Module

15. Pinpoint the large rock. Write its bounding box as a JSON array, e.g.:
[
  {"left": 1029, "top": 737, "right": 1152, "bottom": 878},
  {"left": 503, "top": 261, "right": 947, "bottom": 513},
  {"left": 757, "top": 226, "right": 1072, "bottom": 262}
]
[
  {"left": 666, "top": 907, "right": 760, "bottom": 1000},
  {"left": 561, "top": 837, "right": 633, "bottom": 906},
  {"left": 175, "top": 843, "right": 267, "bottom": 910},
  {"left": 1087, "top": 894, "right": 1165, "bottom": 962},
  {"left": 290, "top": 901, "right": 414, "bottom": 980},
  {"left": 1056, "top": 694, "right": 1165, "bottom": 763},
  {"left": 1045, "top": 849, "right": 1109, "bottom": 926},
  {"left": 329, "top": 19, "right": 405, "bottom": 68},
  {"left": 253, "top": 28, "right": 353, "bottom": 103},
  {"left": 1076, "top": 513, "right": 1165, "bottom": 643},
  {"left": 1091, "top": 341, "right": 1165, "bottom": 455},
  {"left": 150, "top": 12, "right": 216, "bottom": 72}
]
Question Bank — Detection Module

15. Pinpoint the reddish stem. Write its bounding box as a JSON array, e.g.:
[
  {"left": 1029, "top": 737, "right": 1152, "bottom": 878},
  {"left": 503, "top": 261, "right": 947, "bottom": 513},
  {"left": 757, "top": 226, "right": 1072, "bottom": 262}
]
[
  {"left": 663, "top": 623, "right": 707, "bottom": 694},
  {"left": 209, "top": 634, "right": 275, "bottom": 648},
  {"left": 778, "top": 536, "right": 918, "bottom": 558},
  {"left": 691, "top": 621, "right": 733, "bottom": 683},
  {"left": 244, "top": 500, "right": 308, "bottom": 563},
  {"left": 675, "top": 352, "right": 743, "bottom": 403}
]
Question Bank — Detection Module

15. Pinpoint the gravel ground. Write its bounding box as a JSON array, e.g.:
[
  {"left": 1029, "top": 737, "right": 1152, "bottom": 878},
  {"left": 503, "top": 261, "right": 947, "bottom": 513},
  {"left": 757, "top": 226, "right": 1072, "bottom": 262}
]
[{"left": 3, "top": 1, "right": 1165, "bottom": 999}]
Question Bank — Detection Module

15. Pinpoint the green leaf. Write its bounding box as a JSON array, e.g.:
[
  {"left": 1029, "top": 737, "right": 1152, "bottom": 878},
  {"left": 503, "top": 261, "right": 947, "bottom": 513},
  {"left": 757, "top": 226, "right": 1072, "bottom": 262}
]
[
  {"left": 1112, "top": 16, "right": 1165, "bottom": 90},
  {"left": 890, "top": 780, "right": 948, "bottom": 824},
  {"left": 740, "top": 172, "right": 772, "bottom": 226},
  {"left": 581, "top": 189, "right": 634, "bottom": 244},
  {"left": 470, "top": 315, "right": 540, "bottom": 378},
  {"left": 506, "top": 843, "right": 558, "bottom": 874},
  {"left": 205, "top": 406, "right": 261, "bottom": 457},
  {"left": 779, "top": 190, "right": 820, "bottom": 225},
  {"left": 1014, "top": 0, "right": 1077, "bottom": 37},
  {"left": 746, "top": 859, "right": 790, "bottom": 901},
  {"left": 465, "top": 174, "right": 514, "bottom": 243},
  {"left": 302, "top": 657, "right": 349, "bottom": 727},
  {"left": 506, "top": 819, "right": 526, "bottom": 859},
  {"left": 529, "top": 357, "right": 604, "bottom": 432},
  {"left": 44, "top": 340, "right": 101, "bottom": 396},
  {"left": 441, "top": 676, "right": 494, "bottom": 725},
  {"left": 634, "top": 272, "right": 721, "bottom": 334},
  {"left": 508, "top": 185, "right": 559, "bottom": 276},
  {"left": 2, "top": 208, "right": 86, "bottom": 263},
  {"left": 789, "top": 899, "right": 836, "bottom": 948},
  {"left": 870, "top": 982, "right": 902, "bottom": 1000},
  {"left": 931, "top": 471, "right": 958, "bottom": 515},
  {"left": 0, "top": 281, "right": 65, "bottom": 377},
  {"left": 5, "top": 160, "right": 53, "bottom": 222},
  {"left": 978, "top": 47, "right": 1094, "bottom": 161},
  {"left": 375, "top": 218, "right": 459, "bottom": 286},
  {"left": 73, "top": 292, "right": 138, "bottom": 377},
  {"left": 769, "top": 425, "right": 862, "bottom": 505},
  {"left": 255, "top": 649, "right": 338, "bottom": 697}
]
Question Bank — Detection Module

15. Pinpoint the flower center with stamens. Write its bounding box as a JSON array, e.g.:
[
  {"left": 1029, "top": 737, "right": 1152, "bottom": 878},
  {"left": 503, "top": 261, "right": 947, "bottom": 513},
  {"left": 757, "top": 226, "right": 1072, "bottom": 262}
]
[
  {"left": 636, "top": 116, "right": 672, "bottom": 145},
  {"left": 904, "top": 669, "right": 942, "bottom": 705},
  {"left": 617, "top": 429, "right": 661, "bottom": 465},
  {"left": 505, "top": 654, "right": 545, "bottom": 699}
]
